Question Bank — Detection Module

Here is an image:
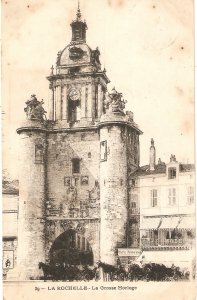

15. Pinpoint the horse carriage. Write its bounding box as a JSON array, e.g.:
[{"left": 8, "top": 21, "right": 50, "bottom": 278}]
[
  {"left": 38, "top": 261, "right": 190, "bottom": 282},
  {"left": 127, "top": 263, "right": 188, "bottom": 282},
  {"left": 97, "top": 261, "right": 127, "bottom": 281},
  {"left": 38, "top": 262, "right": 98, "bottom": 281}
]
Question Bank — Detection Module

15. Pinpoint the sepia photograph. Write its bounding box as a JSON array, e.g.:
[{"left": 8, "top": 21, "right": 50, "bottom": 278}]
[{"left": 2, "top": 0, "right": 195, "bottom": 299}]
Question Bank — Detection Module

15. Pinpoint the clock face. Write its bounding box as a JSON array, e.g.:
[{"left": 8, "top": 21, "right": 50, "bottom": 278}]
[{"left": 69, "top": 89, "right": 80, "bottom": 101}]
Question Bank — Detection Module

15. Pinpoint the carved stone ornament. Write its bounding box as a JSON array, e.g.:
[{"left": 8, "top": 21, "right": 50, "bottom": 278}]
[
  {"left": 91, "top": 47, "right": 100, "bottom": 64},
  {"left": 56, "top": 51, "right": 62, "bottom": 66},
  {"left": 126, "top": 111, "right": 134, "bottom": 122},
  {"left": 76, "top": 223, "right": 86, "bottom": 234},
  {"left": 69, "top": 46, "right": 84, "bottom": 60},
  {"left": 104, "top": 87, "right": 127, "bottom": 114},
  {"left": 24, "top": 94, "right": 47, "bottom": 121}
]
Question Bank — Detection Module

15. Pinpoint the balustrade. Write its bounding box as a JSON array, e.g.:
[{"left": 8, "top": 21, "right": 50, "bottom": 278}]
[{"left": 141, "top": 238, "right": 192, "bottom": 250}]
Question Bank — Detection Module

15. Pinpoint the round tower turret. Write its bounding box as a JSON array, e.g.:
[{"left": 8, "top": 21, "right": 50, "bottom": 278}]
[
  {"left": 98, "top": 88, "right": 142, "bottom": 265},
  {"left": 16, "top": 95, "right": 47, "bottom": 280}
]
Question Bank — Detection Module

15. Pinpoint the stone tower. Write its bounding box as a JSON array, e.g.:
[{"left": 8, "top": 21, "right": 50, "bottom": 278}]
[
  {"left": 99, "top": 89, "right": 142, "bottom": 264},
  {"left": 47, "top": 5, "right": 108, "bottom": 125},
  {"left": 16, "top": 101, "right": 47, "bottom": 280},
  {"left": 16, "top": 5, "right": 142, "bottom": 280}
]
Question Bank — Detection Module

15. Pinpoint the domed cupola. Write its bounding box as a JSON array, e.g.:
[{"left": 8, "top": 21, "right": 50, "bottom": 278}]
[
  {"left": 70, "top": 2, "right": 88, "bottom": 44},
  {"left": 47, "top": 2, "right": 110, "bottom": 124}
]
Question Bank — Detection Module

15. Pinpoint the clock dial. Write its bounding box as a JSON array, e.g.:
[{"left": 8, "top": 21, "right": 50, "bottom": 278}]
[{"left": 69, "top": 89, "right": 80, "bottom": 101}]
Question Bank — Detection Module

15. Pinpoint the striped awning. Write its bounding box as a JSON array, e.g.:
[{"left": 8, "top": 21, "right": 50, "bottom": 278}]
[
  {"left": 159, "top": 217, "right": 180, "bottom": 229},
  {"left": 3, "top": 195, "right": 18, "bottom": 211},
  {"left": 136, "top": 250, "right": 195, "bottom": 268},
  {"left": 140, "top": 217, "right": 161, "bottom": 230},
  {"left": 177, "top": 217, "right": 195, "bottom": 229}
]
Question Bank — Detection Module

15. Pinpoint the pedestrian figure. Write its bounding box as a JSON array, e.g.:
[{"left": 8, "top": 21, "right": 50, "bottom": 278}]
[{"left": 5, "top": 259, "right": 11, "bottom": 268}]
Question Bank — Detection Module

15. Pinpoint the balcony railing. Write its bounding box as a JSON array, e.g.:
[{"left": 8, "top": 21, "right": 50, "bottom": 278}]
[
  {"left": 162, "top": 239, "right": 183, "bottom": 245},
  {"left": 141, "top": 238, "right": 193, "bottom": 250},
  {"left": 141, "top": 238, "right": 158, "bottom": 247}
]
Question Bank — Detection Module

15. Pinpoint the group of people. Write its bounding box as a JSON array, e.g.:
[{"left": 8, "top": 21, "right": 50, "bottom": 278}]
[{"left": 38, "top": 259, "right": 191, "bottom": 282}]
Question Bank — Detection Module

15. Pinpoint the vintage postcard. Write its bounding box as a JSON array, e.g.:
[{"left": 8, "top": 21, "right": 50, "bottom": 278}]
[{"left": 2, "top": 0, "right": 195, "bottom": 299}]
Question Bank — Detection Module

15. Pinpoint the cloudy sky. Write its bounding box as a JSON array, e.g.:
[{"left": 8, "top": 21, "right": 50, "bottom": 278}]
[{"left": 2, "top": 0, "right": 194, "bottom": 178}]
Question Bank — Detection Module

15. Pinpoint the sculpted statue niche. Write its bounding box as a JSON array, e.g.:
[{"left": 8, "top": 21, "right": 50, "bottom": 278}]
[
  {"left": 104, "top": 87, "right": 127, "bottom": 114},
  {"left": 24, "top": 94, "right": 47, "bottom": 121},
  {"left": 91, "top": 47, "right": 101, "bottom": 64}
]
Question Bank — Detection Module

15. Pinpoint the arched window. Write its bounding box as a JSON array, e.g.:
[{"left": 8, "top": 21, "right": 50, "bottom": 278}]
[
  {"left": 72, "top": 158, "right": 80, "bottom": 174},
  {"left": 35, "top": 144, "right": 44, "bottom": 164}
]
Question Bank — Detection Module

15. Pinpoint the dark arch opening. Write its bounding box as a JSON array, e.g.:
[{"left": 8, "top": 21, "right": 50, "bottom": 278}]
[{"left": 49, "top": 229, "right": 93, "bottom": 266}]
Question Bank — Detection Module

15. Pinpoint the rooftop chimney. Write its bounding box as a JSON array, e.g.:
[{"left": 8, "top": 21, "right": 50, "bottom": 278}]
[
  {"left": 170, "top": 154, "right": 177, "bottom": 162},
  {"left": 149, "top": 138, "right": 156, "bottom": 171}
]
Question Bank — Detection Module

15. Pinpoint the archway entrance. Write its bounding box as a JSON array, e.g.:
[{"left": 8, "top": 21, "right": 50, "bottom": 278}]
[{"left": 49, "top": 229, "right": 93, "bottom": 266}]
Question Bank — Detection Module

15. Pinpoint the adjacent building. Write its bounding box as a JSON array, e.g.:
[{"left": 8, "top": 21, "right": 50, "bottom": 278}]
[
  {"left": 2, "top": 179, "right": 19, "bottom": 276},
  {"left": 129, "top": 140, "right": 195, "bottom": 269}
]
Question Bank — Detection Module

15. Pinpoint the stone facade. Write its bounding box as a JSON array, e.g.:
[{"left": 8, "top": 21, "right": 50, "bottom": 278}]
[
  {"left": 15, "top": 6, "right": 142, "bottom": 280},
  {"left": 16, "top": 126, "right": 46, "bottom": 279}
]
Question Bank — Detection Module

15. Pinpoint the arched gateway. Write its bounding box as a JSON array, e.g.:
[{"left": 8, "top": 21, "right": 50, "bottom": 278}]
[
  {"left": 49, "top": 229, "right": 93, "bottom": 266},
  {"left": 44, "top": 219, "right": 100, "bottom": 271}
]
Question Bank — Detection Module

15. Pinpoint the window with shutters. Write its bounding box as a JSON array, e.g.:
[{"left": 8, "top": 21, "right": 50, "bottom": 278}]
[
  {"left": 187, "top": 186, "right": 194, "bottom": 205},
  {"left": 168, "top": 167, "right": 176, "bottom": 179},
  {"left": 150, "top": 189, "right": 158, "bottom": 207},
  {"left": 168, "top": 188, "right": 176, "bottom": 205}
]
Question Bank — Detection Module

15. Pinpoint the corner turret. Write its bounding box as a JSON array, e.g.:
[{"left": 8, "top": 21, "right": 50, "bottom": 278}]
[
  {"left": 16, "top": 95, "right": 47, "bottom": 280},
  {"left": 99, "top": 87, "right": 142, "bottom": 265}
]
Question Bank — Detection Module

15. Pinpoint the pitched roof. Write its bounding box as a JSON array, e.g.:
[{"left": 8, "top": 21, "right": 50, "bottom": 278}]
[
  {"left": 2, "top": 180, "right": 19, "bottom": 195},
  {"left": 179, "top": 164, "right": 195, "bottom": 172},
  {"left": 130, "top": 163, "right": 194, "bottom": 177}
]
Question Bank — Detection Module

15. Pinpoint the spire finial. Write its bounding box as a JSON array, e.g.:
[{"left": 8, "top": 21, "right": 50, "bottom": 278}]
[{"left": 76, "top": 0, "right": 81, "bottom": 20}]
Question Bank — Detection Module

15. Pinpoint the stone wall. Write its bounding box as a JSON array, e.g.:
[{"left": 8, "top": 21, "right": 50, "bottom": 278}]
[
  {"left": 45, "top": 129, "right": 100, "bottom": 264},
  {"left": 16, "top": 121, "right": 141, "bottom": 278},
  {"left": 46, "top": 130, "right": 100, "bottom": 219},
  {"left": 99, "top": 125, "right": 128, "bottom": 265},
  {"left": 17, "top": 129, "right": 46, "bottom": 280},
  {"left": 126, "top": 126, "right": 140, "bottom": 173}
]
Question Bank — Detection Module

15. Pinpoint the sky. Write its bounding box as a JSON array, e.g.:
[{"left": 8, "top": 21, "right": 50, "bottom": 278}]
[{"left": 2, "top": 0, "right": 194, "bottom": 179}]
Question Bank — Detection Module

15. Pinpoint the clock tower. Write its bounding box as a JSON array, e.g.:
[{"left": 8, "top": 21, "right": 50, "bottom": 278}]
[
  {"left": 47, "top": 5, "right": 110, "bottom": 126},
  {"left": 16, "top": 3, "right": 142, "bottom": 279}
]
